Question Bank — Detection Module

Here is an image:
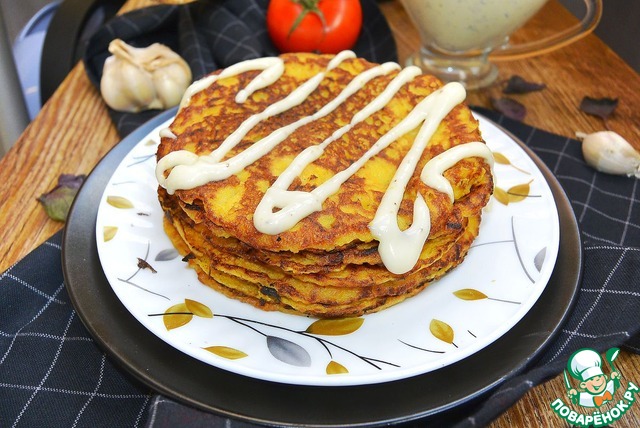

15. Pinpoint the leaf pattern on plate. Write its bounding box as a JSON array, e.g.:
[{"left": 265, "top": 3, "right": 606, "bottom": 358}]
[
  {"left": 118, "top": 242, "right": 170, "bottom": 300},
  {"left": 493, "top": 187, "right": 510, "bottom": 205},
  {"left": 493, "top": 152, "right": 530, "bottom": 174},
  {"left": 398, "top": 339, "right": 445, "bottom": 354},
  {"left": 506, "top": 180, "right": 533, "bottom": 203},
  {"left": 163, "top": 302, "right": 193, "bottom": 330},
  {"left": 534, "top": 247, "right": 547, "bottom": 272},
  {"left": 493, "top": 152, "right": 509, "bottom": 165},
  {"left": 453, "top": 288, "right": 521, "bottom": 305},
  {"left": 470, "top": 215, "right": 542, "bottom": 286},
  {"left": 128, "top": 154, "right": 155, "bottom": 167},
  {"left": 148, "top": 305, "right": 397, "bottom": 372},
  {"left": 510, "top": 216, "right": 535, "bottom": 284},
  {"left": 204, "top": 346, "right": 248, "bottom": 360},
  {"left": 430, "top": 319, "right": 457, "bottom": 347},
  {"left": 136, "top": 258, "right": 157, "bottom": 273},
  {"left": 306, "top": 317, "right": 364, "bottom": 336},
  {"left": 453, "top": 289, "right": 488, "bottom": 301},
  {"left": 185, "top": 299, "right": 213, "bottom": 318},
  {"left": 326, "top": 360, "right": 349, "bottom": 375},
  {"left": 155, "top": 248, "right": 180, "bottom": 261},
  {"left": 106, "top": 195, "right": 134, "bottom": 209},
  {"left": 103, "top": 226, "right": 118, "bottom": 242},
  {"left": 494, "top": 180, "right": 538, "bottom": 205},
  {"left": 266, "top": 336, "right": 311, "bottom": 367}
]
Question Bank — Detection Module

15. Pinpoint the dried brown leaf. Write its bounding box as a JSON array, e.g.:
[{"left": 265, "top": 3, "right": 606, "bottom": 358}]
[
  {"left": 579, "top": 96, "right": 618, "bottom": 121},
  {"left": 491, "top": 97, "right": 526, "bottom": 121},
  {"left": 37, "top": 174, "right": 86, "bottom": 222},
  {"left": 502, "top": 75, "right": 546, "bottom": 94}
]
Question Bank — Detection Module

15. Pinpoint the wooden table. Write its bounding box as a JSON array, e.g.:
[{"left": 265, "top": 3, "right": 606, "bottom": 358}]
[{"left": 0, "top": 0, "right": 638, "bottom": 426}]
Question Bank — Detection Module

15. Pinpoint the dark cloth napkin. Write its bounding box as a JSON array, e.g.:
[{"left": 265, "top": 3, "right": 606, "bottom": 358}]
[
  {"left": 2, "top": 109, "right": 639, "bottom": 427},
  {"left": 83, "top": 0, "right": 398, "bottom": 137},
  {"left": 453, "top": 109, "right": 640, "bottom": 427}
]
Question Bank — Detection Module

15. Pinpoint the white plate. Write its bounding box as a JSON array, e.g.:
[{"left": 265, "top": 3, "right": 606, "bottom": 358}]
[{"left": 95, "top": 114, "right": 560, "bottom": 386}]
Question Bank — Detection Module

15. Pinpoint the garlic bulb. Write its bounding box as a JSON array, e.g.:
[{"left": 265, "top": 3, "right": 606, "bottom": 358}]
[
  {"left": 100, "top": 39, "right": 192, "bottom": 113},
  {"left": 576, "top": 131, "right": 640, "bottom": 178}
]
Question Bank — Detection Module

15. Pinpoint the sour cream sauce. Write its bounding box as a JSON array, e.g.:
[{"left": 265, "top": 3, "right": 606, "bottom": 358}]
[{"left": 401, "top": 0, "right": 547, "bottom": 52}]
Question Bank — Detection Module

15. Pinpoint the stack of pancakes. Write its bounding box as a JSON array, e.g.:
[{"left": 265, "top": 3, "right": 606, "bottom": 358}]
[{"left": 157, "top": 53, "right": 493, "bottom": 318}]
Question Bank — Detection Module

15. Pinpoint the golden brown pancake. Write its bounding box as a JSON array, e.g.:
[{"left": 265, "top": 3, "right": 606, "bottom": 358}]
[{"left": 157, "top": 52, "right": 493, "bottom": 318}]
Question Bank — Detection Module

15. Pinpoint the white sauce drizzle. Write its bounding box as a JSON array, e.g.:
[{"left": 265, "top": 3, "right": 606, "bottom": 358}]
[
  {"left": 254, "top": 66, "right": 421, "bottom": 234},
  {"left": 157, "top": 51, "right": 358, "bottom": 193},
  {"left": 156, "top": 51, "right": 495, "bottom": 275},
  {"left": 179, "top": 57, "right": 285, "bottom": 109},
  {"left": 159, "top": 128, "right": 177, "bottom": 139},
  {"left": 368, "top": 82, "right": 467, "bottom": 274},
  {"left": 420, "top": 142, "right": 494, "bottom": 203}
]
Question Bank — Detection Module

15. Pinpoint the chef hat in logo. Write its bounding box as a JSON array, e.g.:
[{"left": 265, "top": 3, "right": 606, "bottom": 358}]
[{"left": 569, "top": 349, "right": 604, "bottom": 382}]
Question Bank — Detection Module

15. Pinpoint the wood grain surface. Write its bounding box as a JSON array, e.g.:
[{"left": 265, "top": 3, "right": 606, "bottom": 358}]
[{"left": 0, "top": 0, "right": 638, "bottom": 426}]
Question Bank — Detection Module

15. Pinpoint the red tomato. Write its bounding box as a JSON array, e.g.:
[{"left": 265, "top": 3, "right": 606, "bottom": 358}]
[{"left": 266, "top": 0, "right": 363, "bottom": 54}]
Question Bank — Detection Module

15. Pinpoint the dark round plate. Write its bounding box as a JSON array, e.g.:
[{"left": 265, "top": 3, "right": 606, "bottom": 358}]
[{"left": 62, "top": 108, "right": 582, "bottom": 427}]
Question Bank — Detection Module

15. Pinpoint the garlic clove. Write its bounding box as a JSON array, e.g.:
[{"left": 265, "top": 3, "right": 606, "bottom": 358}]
[
  {"left": 100, "top": 39, "right": 192, "bottom": 113},
  {"left": 577, "top": 131, "right": 640, "bottom": 178},
  {"left": 152, "top": 63, "right": 192, "bottom": 109},
  {"left": 120, "top": 59, "right": 157, "bottom": 111}
]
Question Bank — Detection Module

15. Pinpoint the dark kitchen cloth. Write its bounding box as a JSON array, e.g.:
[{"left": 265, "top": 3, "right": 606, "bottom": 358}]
[
  {"left": 2, "top": 107, "right": 639, "bottom": 427},
  {"left": 452, "top": 108, "right": 640, "bottom": 427},
  {"left": 83, "top": 0, "right": 398, "bottom": 137}
]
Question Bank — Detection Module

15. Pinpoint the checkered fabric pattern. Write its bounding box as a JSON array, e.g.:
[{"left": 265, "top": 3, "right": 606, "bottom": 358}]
[
  {"left": 0, "top": 232, "right": 152, "bottom": 427},
  {"left": 452, "top": 108, "right": 640, "bottom": 427},
  {"left": 83, "top": 0, "right": 398, "bottom": 137}
]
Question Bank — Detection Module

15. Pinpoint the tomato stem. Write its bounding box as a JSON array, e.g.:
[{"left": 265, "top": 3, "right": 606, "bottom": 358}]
[{"left": 288, "top": 0, "right": 327, "bottom": 39}]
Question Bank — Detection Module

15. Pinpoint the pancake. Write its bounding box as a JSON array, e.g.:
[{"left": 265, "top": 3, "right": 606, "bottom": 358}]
[
  {"left": 162, "top": 214, "right": 479, "bottom": 317},
  {"left": 156, "top": 51, "right": 494, "bottom": 318}
]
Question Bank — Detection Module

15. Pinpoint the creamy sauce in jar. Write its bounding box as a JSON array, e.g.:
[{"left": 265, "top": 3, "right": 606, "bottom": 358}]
[{"left": 400, "top": 0, "right": 547, "bottom": 52}]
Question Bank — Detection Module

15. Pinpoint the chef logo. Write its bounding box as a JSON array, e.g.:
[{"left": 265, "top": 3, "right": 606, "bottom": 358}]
[
  {"left": 550, "top": 347, "right": 639, "bottom": 427},
  {"left": 565, "top": 348, "right": 620, "bottom": 407}
]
